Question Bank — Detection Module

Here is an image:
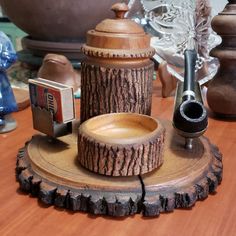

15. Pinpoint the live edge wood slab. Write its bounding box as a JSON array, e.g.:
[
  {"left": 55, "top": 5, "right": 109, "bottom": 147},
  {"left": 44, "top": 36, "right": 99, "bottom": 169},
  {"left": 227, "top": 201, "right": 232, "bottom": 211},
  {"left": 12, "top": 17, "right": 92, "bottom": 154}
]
[{"left": 15, "top": 120, "right": 222, "bottom": 217}]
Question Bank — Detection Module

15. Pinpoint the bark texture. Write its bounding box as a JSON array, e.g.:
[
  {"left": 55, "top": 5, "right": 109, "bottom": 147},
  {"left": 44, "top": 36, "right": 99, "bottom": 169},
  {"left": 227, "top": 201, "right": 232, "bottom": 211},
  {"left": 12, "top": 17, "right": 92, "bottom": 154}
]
[
  {"left": 80, "top": 61, "right": 154, "bottom": 122},
  {"left": 15, "top": 123, "right": 223, "bottom": 217},
  {"left": 16, "top": 143, "right": 142, "bottom": 217},
  {"left": 78, "top": 127, "right": 165, "bottom": 176},
  {"left": 142, "top": 139, "right": 223, "bottom": 217}
]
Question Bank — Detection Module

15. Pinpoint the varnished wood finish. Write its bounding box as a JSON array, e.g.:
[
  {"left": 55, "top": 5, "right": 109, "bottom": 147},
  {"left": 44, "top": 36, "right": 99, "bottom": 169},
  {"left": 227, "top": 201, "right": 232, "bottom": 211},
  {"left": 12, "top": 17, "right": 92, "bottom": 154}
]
[
  {"left": 38, "top": 53, "right": 81, "bottom": 92},
  {"left": 16, "top": 118, "right": 221, "bottom": 216},
  {"left": 142, "top": 120, "right": 222, "bottom": 216},
  {"left": 80, "top": 3, "right": 155, "bottom": 122},
  {"left": 86, "top": 3, "right": 152, "bottom": 51},
  {"left": 207, "top": 0, "right": 236, "bottom": 117},
  {"left": 0, "top": 80, "right": 235, "bottom": 235},
  {"left": 16, "top": 135, "right": 142, "bottom": 216},
  {"left": 78, "top": 113, "right": 165, "bottom": 176}
]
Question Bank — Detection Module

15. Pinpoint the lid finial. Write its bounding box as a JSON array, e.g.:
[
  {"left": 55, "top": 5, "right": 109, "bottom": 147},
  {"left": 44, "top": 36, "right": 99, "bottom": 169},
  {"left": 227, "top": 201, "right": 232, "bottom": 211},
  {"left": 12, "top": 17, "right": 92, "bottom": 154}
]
[{"left": 111, "top": 3, "right": 129, "bottom": 19}]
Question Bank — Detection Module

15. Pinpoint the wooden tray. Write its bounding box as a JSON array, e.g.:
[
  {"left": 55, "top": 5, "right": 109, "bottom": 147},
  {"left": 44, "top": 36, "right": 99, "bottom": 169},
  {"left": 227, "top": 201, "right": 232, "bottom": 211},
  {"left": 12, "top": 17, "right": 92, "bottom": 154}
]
[{"left": 16, "top": 120, "right": 222, "bottom": 217}]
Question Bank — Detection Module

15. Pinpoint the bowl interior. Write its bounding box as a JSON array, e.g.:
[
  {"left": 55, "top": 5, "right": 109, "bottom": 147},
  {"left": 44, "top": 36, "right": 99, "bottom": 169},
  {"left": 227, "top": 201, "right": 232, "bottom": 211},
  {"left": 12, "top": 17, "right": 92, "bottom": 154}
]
[{"left": 81, "top": 113, "right": 158, "bottom": 144}]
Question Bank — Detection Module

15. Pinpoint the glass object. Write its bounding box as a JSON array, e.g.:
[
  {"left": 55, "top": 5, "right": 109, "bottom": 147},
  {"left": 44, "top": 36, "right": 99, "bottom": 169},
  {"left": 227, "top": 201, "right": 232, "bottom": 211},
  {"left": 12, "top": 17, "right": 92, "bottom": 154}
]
[
  {"left": 0, "top": 31, "right": 17, "bottom": 132},
  {"left": 127, "top": 0, "right": 221, "bottom": 85}
]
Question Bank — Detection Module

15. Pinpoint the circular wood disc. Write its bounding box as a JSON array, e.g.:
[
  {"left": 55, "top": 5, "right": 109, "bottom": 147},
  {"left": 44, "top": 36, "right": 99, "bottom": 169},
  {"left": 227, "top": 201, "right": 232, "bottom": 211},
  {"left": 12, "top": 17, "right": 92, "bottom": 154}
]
[{"left": 16, "top": 120, "right": 223, "bottom": 217}]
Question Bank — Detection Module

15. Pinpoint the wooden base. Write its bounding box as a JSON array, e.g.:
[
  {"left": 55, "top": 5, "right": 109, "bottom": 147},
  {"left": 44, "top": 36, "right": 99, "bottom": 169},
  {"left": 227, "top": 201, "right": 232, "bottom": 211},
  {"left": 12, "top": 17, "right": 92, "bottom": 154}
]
[
  {"left": 207, "top": 2, "right": 236, "bottom": 117},
  {"left": 16, "top": 120, "right": 223, "bottom": 217}
]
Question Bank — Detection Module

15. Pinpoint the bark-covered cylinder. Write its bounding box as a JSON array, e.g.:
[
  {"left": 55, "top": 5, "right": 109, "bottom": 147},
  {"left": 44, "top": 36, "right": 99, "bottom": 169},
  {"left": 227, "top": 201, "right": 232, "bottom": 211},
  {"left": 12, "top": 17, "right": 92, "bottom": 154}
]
[
  {"left": 80, "top": 3, "right": 155, "bottom": 122},
  {"left": 80, "top": 60, "right": 154, "bottom": 122},
  {"left": 78, "top": 113, "right": 165, "bottom": 176}
]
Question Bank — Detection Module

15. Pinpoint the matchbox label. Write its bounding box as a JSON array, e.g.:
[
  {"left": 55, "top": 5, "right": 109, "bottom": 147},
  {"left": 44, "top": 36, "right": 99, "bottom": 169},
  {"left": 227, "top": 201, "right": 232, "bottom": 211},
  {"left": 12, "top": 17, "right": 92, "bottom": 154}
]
[
  {"left": 46, "top": 93, "right": 58, "bottom": 115},
  {"left": 29, "top": 83, "right": 63, "bottom": 123}
]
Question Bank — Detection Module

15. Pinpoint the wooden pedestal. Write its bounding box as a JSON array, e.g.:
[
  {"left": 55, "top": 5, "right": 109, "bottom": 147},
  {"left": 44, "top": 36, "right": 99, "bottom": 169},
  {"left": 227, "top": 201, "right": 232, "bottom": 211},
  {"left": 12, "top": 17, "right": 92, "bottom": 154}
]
[
  {"left": 207, "top": 0, "right": 236, "bottom": 117},
  {"left": 16, "top": 120, "right": 222, "bottom": 217}
]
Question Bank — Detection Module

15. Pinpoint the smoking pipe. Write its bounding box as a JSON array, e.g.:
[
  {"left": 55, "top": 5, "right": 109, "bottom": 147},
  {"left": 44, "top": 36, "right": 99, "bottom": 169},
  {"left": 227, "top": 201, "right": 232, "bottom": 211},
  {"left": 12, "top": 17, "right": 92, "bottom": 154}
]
[{"left": 173, "top": 49, "right": 208, "bottom": 149}]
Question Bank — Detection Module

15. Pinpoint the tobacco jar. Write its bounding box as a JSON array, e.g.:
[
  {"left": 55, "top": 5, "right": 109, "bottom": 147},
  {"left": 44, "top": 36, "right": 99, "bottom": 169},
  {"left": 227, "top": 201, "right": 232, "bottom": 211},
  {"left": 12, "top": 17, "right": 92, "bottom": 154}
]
[{"left": 80, "top": 2, "right": 155, "bottom": 122}]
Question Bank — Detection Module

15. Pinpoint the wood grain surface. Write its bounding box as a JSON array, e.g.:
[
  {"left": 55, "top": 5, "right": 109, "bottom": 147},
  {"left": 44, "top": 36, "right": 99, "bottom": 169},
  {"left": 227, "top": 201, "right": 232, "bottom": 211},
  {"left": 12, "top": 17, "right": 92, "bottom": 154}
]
[
  {"left": 0, "top": 80, "right": 236, "bottom": 236},
  {"left": 81, "top": 2, "right": 155, "bottom": 123},
  {"left": 15, "top": 120, "right": 221, "bottom": 216},
  {"left": 207, "top": 1, "right": 236, "bottom": 117},
  {"left": 80, "top": 61, "right": 154, "bottom": 122},
  {"left": 78, "top": 113, "right": 165, "bottom": 176}
]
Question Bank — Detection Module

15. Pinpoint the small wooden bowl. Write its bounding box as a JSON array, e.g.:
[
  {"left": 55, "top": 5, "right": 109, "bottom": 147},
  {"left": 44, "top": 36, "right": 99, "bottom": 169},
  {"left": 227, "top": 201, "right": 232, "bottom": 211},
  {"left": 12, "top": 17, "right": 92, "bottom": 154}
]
[{"left": 78, "top": 113, "right": 165, "bottom": 176}]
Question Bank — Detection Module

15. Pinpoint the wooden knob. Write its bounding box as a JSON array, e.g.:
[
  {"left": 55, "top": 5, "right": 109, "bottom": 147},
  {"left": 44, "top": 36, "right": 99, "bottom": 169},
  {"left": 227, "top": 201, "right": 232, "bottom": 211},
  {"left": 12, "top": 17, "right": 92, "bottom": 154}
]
[{"left": 111, "top": 3, "right": 129, "bottom": 19}]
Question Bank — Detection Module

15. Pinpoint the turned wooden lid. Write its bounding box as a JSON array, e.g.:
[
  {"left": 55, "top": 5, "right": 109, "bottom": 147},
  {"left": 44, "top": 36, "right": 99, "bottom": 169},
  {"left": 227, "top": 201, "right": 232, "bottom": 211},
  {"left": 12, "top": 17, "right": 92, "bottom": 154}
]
[
  {"left": 82, "top": 3, "right": 155, "bottom": 59},
  {"left": 211, "top": 2, "right": 236, "bottom": 36}
]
